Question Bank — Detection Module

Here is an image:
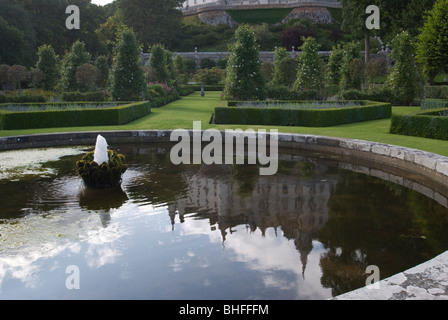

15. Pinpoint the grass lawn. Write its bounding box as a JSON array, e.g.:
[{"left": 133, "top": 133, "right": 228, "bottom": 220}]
[{"left": 1, "top": 91, "right": 448, "bottom": 157}]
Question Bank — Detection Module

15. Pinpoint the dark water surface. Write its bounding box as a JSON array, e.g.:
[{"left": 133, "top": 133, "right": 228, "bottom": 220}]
[{"left": 1, "top": 144, "right": 448, "bottom": 300}]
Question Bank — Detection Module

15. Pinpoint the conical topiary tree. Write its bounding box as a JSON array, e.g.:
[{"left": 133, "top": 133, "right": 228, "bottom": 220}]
[
  {"left": 293, "top": 36, "right": 323, "bottom": 92},
  {"left": 111, "top": 28, "right": 145, "bottom": 101},
  {"left": 36, "top": 44, "right": 60, "bottom": 91},
  {"left": 225, "top": 25, "right": 266, "bottom": 100},
  {"left": 60, "top": 40, "right": 91, "bottom": 92}
]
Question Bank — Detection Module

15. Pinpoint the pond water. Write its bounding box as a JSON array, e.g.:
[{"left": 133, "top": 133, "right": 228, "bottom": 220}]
[{"left": 1, "top": 144, "right": 448, "bottom": 300}]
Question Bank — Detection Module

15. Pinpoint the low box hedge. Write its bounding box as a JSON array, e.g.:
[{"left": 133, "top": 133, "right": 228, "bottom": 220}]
[
  {"left": 214, "top": 100, "right": 391, "bottom": 127},
  {"left": 390, "top": 108, "right": 448, "bottom": 140},
  {"left": 420, "top": 98, "right": 448, "bottom": 110},
  {"left": 0, "top": 101, "right": 152, "bottom": 130}
]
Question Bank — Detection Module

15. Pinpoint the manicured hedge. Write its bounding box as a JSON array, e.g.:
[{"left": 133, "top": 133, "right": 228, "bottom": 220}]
[
  {"left": 390, "top": 108, "right": 448, "bottom": 140},
  {"left": 214, "top": 100, "right": 391, "bottom": 127},
  {"left": 420, "top": 98, "right": 448, "bottom": 110},
  {"left": 0, "top": 101, "right": 152, "bottom": 130}
]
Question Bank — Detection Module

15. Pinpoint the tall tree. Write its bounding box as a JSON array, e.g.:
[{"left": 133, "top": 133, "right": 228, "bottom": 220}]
[
  {"left": 111, "top": 28, "right": 145, "bottom": 101},
  {"left": 36, "top": 44, "right": 60, "bottom": 91},
  {"left": 293, "top": 37, "right": 323, "bottom": 92},
  {"left": 0, "top": 0, "right": 37, "bottom": 67},
  {"left": 416, "top": 0, "right": 448, "bottom": 84},
  {"left": 60, "top": 40, "right": 92, "bottom": 92},
  {"left": 341, "top": 0, "right": 375, "bottom": 63},
  {"left": 386, "top": 31, "right": 421, "bottom": 105},
  {"left": 340, "top": 0, "right": 436, "bottom": 61},
  {"left": 224, "top": 25, "right": 266, "bottom": 100},
  {"left": 117, "top": 0, "right": 183, "bottom": 50}
]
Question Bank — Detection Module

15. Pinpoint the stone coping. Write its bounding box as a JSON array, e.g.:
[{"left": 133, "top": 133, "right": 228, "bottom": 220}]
[
  {"left": 1, "top": 129, "right": 448, "bottom": 299},
  {"left": 1, "top": 130, "right": 447, "bottom": 181}
]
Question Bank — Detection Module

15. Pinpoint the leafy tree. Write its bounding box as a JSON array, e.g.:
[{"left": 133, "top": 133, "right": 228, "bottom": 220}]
[
  {"left": 174, "top": 55, "right": 186, "bottom": 75},
  {"left": 293, "top": 37, "right": 323, "bottom": 91},
  {"left": 416, "top": 0, "right": 448, "bottom": 84},
  {"left": 0, "top": 16, "right": 25, "bottom": 66},
  {"left": 76, "top": 63, "right": 101, "bottom": 92},
  {"left": 111, "top": 28, "right": 145, "bottom": 101},
  {"left": 61, "top": 40, "right": 92, "bottom": 92},
  {"left": 193, "top": 67, "right": 225, "bottom": 85},
  {"left": 326, "top": 44, "right": 344, "bottom": 86},
  {"left": 36, "top": 44, "right": 60, "bottom": 91},
  {"left": 94, "top": 55, "right": 110, "bottom": 89},
  {"left": 0, "top": 64, "right": 11, "bottom": 90},
  {"left": 340, "top": 0, "right": 374, "bottom": 62},
  {"left": 8, "top": 65, "right": 29, "bottom": 91},
  {"left": 271, "top": 47, "right": 297, "bottom": 88},
  {"left": 164, "top": 48, "right": 176, "bottom": 87},
  {"left": 224, "top": 25, "right": 266, "bottom": 100},
  {"left": 96, "top": 13, "right": 127, "bottom": 57},
  {"left": 339, "top": 41, "right": 362, "bottom": 90},
  {"left": 271, "top": 47, "right": 289, "bottom": 85},
  {"left": 341, "top": 0, "right": 436, "bottom": 61},
  {"left": 28, "top": 68, "right": 45, "bottom": 88},
  {"left": 149, "top": 45, "right": 170, "bottom": 84},
  {"left": 281, "top": 24, "right": 315, "bottom": 52},
  {"left": 386, "top": 31, "right": 421, "bottom": 105},
  {"left": 0, "top": 1, "right": 37, "bottom": 67},
  {"left": 117, "top": 0, "right": 183, "bottom": 49}
]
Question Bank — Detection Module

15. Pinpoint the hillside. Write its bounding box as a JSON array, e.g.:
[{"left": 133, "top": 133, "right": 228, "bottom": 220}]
[{"left": 173, "top": 7, "right": 354, "bottom": 52}]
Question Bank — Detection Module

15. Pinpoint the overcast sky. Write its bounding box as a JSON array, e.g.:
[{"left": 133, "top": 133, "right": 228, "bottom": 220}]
[{"left": 91, "top": 0, "right": 114, "bottom": 6}]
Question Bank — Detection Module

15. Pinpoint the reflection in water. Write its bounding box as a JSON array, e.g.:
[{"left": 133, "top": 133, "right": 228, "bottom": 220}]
[{"left": 0, "top": 144, "right": 448, "bottom": 299}]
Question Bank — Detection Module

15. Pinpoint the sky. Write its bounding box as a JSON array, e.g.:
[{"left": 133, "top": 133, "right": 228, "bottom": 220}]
[{"left": 91, "top": 0, "right": 114, "bottom": 6}]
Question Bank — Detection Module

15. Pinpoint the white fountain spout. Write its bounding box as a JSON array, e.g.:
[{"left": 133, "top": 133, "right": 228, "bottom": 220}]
[{"left": 93, "top": 134, "right": 109, "bottom": 165}]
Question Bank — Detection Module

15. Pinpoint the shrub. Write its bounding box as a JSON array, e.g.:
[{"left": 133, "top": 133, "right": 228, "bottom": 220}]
[
  {"left": 281, "top": 24, "right": 315, "bottom": 51},
  {"left": 424, "top": 86, "right": 448, "bottom": 99},
  {"left": 193, "top": 67, "right": 225, "bottom": 85},
  {"left": 62, "top": 91, "right": 108, "bottom": 102},
  {"left": 266, "top": 85, "right": 319, "bottom": 100},
  {"left": 420, "top": 98, "right": 448, "bottom": 110},
  {"left": 339, "top": 86, "right": 394, "bottom": 103},
  {"left": 0, "top": 91, "right": 47, "bottom": 103},
  {"left": 199, "top": 58, "right": 216, "bottom": 69}
]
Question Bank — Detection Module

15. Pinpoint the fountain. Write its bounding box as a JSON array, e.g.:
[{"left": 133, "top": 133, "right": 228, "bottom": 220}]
[{"left": 76, "top": 134, "right": 127, "bottom": 189}]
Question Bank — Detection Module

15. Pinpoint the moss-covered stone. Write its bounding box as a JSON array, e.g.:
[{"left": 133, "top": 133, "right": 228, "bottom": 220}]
[{"left": 76, "top": 150, "right": 127, "bottom": 189}]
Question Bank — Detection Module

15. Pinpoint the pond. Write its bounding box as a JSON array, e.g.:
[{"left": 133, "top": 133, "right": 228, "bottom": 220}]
[{"left": 1, "top": 143, "right": 448, "bottom": 300}]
